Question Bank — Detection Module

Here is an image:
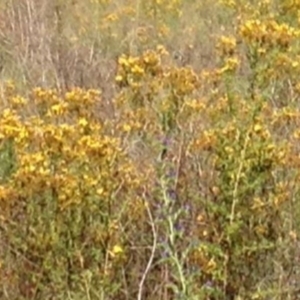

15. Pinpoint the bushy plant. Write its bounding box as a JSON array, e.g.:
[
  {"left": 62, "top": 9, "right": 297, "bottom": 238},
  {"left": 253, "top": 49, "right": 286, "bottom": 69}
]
[{"left": 1, "top": 0, "right": 300, "bottom": 300}]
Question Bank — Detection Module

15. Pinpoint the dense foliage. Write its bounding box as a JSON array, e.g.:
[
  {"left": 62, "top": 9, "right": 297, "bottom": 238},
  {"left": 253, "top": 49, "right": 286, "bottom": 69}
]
[{"left": 1, "top": 0, "right": 300, "bottom": 299}]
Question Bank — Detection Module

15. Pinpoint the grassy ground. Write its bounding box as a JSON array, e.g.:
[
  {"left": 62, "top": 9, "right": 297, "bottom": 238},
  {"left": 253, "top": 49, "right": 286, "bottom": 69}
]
[{"left": 0, "top": 0, "right": 300, "bottom": 299}]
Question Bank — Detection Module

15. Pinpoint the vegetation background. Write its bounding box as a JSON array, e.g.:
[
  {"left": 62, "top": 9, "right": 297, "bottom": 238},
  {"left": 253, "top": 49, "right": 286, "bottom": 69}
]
[{"left": 0, "top": 0, "right": 300, "bottom": 299}]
